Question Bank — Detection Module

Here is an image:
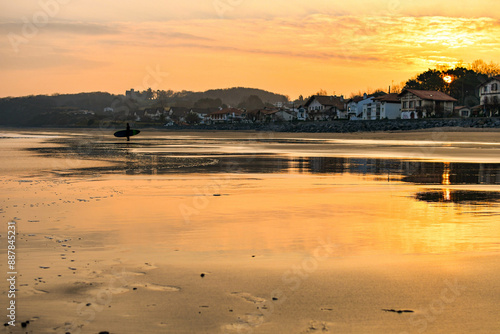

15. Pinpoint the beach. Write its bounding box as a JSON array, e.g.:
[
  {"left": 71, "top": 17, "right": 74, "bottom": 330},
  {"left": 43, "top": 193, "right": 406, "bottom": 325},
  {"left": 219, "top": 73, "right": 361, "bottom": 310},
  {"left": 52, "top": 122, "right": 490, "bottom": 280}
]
[{"left": 1, "top": 128, "right": 499, "bottom": 333}]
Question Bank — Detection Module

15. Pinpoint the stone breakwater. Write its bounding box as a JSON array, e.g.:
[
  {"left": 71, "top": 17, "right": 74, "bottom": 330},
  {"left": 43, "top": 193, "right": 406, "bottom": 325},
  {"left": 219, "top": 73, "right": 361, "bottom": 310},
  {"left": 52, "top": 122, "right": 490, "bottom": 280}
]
[{"left": 168, "top": 117, "right": 500, "bottom": 133}]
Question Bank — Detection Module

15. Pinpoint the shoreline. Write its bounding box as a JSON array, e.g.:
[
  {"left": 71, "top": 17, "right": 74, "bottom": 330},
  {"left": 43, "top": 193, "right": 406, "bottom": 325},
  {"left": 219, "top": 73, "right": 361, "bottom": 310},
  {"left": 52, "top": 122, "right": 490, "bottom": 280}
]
[{"left": 2, "top": 116, "right": 500, "bottom": 135}]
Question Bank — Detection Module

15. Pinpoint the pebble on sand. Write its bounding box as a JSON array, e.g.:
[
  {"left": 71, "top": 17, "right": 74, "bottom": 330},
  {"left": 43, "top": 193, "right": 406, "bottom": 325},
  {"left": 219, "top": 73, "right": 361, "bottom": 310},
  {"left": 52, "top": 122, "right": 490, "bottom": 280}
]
[{"left": 200, "top": 273, "right": 205, "bottom": 278}]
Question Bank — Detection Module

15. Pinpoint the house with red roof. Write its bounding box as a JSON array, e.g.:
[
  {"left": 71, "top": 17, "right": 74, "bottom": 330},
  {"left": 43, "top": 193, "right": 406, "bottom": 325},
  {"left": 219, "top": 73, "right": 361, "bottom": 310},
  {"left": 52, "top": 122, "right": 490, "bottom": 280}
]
[
  {"left": 207, "top": 108, "right": 245, "bottom": 123},
  {"left": 304, "top": 95, "right": 347, "bottom": 120},
  {"left": 398, "top": 89, "right": 457, "bottom": 119}
]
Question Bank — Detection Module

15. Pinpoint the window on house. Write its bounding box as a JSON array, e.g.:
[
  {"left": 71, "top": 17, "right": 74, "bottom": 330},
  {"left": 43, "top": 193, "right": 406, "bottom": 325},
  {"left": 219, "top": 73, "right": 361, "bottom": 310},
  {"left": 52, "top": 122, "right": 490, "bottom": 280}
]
[
  {"left": 409, "top": 101, "right": 414, "bottom": 108},
  {"left": 493, "top": 83, "right": 498, "bottom": 91},
  {"left": 403, "top": 101, "right": 408, "bottom": 108}
]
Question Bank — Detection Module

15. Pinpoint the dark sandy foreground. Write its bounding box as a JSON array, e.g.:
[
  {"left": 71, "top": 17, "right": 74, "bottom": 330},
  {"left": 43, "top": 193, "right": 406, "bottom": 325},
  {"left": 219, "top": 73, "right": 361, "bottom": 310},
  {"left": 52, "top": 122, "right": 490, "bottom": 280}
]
[{"left": 1, "top": 129, "right": 499, "bottom": 333}]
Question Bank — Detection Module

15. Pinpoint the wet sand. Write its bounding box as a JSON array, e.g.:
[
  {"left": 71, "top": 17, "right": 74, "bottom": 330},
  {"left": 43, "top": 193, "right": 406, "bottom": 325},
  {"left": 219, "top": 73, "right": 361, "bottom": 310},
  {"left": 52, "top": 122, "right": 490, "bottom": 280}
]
[{"left": 1, "top": 129, "right": 500, "bottom": 333}]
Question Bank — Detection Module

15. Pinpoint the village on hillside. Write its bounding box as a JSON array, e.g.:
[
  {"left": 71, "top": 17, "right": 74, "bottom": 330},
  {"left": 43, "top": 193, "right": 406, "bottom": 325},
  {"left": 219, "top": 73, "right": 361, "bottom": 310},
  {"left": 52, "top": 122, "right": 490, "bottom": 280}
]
[{"left": 121, "top": 76, "right": 500, "bottom": 126}]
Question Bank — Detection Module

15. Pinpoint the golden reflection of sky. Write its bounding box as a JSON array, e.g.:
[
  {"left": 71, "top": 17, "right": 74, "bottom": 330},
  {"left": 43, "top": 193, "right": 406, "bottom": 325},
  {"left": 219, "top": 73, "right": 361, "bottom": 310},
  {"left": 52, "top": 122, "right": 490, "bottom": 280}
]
[
  {"left": 34, "top": 175, "right": 497, "bottom": 256},
  {"left": 3, "top": 169, "right": 499, "bottom": 260}
]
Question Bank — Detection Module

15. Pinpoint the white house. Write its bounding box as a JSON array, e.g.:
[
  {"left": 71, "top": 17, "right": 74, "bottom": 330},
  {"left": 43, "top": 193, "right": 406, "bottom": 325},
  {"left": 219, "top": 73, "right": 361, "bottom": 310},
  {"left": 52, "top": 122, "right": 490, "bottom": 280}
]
[
  {"left": 266, "top": 109, "right": 294, "bottom": 122},
  {"left": 347, "top": 94, "right": 375, "bottom": 120},
  {"left": 208, "top": 108, "right": 245, "bottom": 122},
  {"left": 190, "top": 108, "right": 219, "bottom": 124},
  {"left": 478, "top": 76, "right": 500, "bottom": 116},
  {"left": 479, "top": 76, "right": 500, "bottom": 104},
  {"left": 454, "top": 106, "right": 471, "bottom": 118},
  {"left": 295, "top": 106, "right": 307, "bottom": 121},
  {"left": 363, "top": 93, "right": 401, "bottom": 120},
  {"left": 304, "top": 95, "right": 347, "bottom": 120}
]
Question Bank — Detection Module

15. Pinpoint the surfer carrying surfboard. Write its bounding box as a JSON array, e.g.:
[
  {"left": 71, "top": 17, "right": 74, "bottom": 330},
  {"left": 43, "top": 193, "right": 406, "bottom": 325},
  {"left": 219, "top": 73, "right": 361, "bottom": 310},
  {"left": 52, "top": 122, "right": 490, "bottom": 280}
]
[{"left": 113, "top": 124, "right": 140, "bottom": 140}]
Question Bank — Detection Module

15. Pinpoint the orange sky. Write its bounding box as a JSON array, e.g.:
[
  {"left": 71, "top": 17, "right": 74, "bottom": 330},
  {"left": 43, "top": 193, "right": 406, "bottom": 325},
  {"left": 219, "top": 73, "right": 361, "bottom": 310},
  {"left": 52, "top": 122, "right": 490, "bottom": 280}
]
[{"left": 1, "top": 0, "right": 500, "bottom": 99}]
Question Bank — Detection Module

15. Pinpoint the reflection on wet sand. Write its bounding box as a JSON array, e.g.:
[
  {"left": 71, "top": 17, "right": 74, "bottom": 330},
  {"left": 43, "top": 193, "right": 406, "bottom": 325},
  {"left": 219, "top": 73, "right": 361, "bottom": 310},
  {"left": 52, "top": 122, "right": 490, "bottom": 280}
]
[
  {"left": 25, "top": 136, "right": 500, "bottom": 185},
  {"left": 416, "top": 190, "right": 500, "bottom": 204},
  {"left": 2, "top": 130, "right": 500, "bottom": 334}
]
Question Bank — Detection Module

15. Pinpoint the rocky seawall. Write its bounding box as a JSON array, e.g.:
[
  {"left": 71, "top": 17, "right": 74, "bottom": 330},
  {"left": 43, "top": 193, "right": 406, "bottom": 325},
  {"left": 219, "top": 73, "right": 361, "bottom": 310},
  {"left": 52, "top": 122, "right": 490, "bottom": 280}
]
[{"left": 168, "top": 117, "right": 500, "bottom": 133}]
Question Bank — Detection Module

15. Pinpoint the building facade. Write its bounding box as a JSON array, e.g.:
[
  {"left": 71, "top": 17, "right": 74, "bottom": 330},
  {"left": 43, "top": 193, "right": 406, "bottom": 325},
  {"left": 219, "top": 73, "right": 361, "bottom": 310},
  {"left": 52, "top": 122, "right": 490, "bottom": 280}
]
[
  {"left": 304, "top": 95, "right": 347, "bottom": 120},
  {"left": 363, "top": 93, "right": 401, "bottom": 120},
  {"left": 398, "top": 89, "right": 456, "bottom": 119},
  {"left": 478, "top": 76, "right": 500, "bottom": 116}
]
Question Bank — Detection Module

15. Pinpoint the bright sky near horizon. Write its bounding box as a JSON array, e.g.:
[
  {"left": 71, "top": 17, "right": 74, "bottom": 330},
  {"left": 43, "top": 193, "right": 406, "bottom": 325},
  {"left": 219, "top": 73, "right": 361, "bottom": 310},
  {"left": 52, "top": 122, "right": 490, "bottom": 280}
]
[{"left": 1, "top": 0, "right": 500, "bottom": 99}]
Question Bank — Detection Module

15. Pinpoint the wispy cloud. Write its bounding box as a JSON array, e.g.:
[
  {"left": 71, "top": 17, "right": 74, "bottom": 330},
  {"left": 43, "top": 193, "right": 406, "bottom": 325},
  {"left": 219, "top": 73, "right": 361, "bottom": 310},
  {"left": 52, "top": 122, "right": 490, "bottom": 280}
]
[
  {"left": 2, "top": 8, "right": 500, "bottom": 97},
  {"left": 0, "top": 21, "right": 119, "bottom": 35}
]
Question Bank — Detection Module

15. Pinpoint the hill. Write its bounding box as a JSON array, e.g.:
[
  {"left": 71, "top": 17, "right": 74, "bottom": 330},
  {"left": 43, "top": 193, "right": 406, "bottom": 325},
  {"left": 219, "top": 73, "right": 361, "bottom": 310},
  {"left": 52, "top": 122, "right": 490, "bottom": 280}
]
[{"left": 0, "top": 87, "right": 288, "bottom": 126}]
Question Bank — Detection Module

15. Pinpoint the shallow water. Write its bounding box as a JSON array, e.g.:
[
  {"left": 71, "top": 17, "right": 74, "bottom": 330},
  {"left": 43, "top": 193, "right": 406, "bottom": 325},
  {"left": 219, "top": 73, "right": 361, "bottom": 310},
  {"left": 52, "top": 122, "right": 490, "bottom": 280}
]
[{"left": 1, "top": 129, "right": 500, "bottom": 333}]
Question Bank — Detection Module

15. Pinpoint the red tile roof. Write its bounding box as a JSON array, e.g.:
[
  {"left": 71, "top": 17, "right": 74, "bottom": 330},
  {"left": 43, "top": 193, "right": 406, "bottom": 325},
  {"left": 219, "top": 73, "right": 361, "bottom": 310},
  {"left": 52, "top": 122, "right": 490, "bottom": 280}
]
[
  {"left": 398, "top": 89, "right": 457, "bottom": 102},
  {"left": 373, "top": 93, "right": 400, "bottom": 103},
  {"left": 478, "top": 75, "right": 500, "bottom": 87},
  {"left": 247, "top": 108, "right": 278, "bottom": 115},
  {"left": 348, "top": 96, "right": 364, "bottom": 103},
  {"left": 304, "top": 95, "right": 346, "bottom": 110}
]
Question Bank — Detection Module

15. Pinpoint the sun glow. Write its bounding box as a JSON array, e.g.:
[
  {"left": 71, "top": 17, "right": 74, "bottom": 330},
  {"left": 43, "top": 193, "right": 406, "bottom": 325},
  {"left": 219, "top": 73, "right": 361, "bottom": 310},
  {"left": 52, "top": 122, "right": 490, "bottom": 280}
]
[{"left": 443, "top": 75, "right": 453, "bottom": 84}]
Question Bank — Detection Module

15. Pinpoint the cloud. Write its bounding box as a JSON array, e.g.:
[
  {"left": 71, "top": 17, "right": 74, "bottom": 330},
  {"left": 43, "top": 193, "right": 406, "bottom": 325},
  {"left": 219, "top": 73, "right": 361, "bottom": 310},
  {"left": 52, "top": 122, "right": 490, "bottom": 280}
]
[
  {"left": 0, "top": 21, "right": 119, "bottom": 35},
  {"left": 2, "top": 11, "right": 500, "bottom": 98},
  {"left": 3, "top": 14, "right": 500, "bottom": 70}
]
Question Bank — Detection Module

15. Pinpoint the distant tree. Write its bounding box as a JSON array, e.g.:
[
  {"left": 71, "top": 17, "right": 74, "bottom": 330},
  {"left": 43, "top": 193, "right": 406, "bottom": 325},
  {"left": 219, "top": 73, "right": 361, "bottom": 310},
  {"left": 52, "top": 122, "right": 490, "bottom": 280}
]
[
  {"left": 144, "top": 88, "right": 154, "bottom": 100},
  {"left": 405, "top": 69, "right": 445, "bottom": 91},
  {"left": 316, "top": 89, "right": 328, "bottom": 95},
  {"left": 185, "top": 112, "right": 201, "bottom": 124},
  {"left": 469, "top": 59, "right": 500, "bottom": 77},
  {"left": 156, "top": 90, "right": 169, "bottom": 108},
  {"left": 390, "top": 81, "right": 406, "bottom": 94},
  {"left": 404, "top": 65, "right": 490, "bottom": 106},
  {"left": 446, "top": 67, "right": 487, "bottom": 105},
  {"left": 194, "top": 98, "right": 222, "bottom": 109},
  {"left": 238, "top": 95, "right": 264, "bottom": 110}
]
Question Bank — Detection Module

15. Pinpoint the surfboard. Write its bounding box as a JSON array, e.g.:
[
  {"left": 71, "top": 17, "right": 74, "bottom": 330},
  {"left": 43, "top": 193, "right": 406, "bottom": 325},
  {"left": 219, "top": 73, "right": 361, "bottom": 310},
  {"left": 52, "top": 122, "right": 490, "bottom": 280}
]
[{"left": 113, "top": 129, "right": 140, "bottom": 138}]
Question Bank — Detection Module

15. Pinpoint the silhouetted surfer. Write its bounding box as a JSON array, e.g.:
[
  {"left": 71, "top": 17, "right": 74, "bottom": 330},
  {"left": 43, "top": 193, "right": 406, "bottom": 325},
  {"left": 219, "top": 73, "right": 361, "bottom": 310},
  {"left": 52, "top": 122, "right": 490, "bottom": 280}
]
[{"left": 113, "top": 124, "right": 140, "bottom": 140}]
